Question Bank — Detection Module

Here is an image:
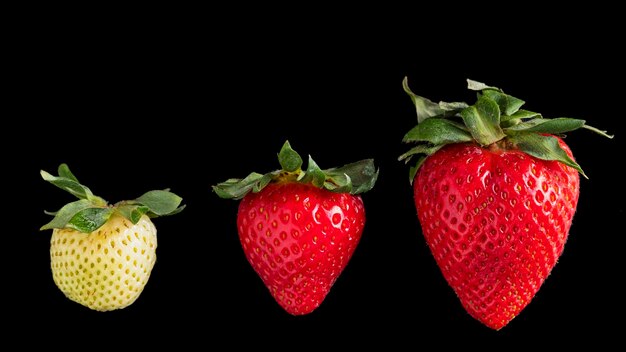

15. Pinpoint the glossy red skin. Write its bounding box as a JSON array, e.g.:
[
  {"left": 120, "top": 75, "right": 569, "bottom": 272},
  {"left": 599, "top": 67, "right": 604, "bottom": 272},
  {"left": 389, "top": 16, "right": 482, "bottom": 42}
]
[
  {"left": 413, "top": 139, "right": 580, "bottom": 330},
  {"left": 237, "top": 182, "right": 366, "bottom": 315}
]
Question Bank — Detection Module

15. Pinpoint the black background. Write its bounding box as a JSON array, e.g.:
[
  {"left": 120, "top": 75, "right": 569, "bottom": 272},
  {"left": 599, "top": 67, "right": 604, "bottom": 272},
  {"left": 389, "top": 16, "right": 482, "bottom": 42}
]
[{"left": 8, "top": 5, "right": 625, "bottom": 348}]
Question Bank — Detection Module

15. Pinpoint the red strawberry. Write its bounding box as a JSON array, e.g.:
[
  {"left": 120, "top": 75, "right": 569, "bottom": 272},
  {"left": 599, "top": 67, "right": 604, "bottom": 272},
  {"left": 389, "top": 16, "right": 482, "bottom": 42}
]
[
  {"left": 214, "top": 141, "right": 378, "bottom": 315},
  {"left": 399, "top": 78, "right": 613, "bottom": 330}
]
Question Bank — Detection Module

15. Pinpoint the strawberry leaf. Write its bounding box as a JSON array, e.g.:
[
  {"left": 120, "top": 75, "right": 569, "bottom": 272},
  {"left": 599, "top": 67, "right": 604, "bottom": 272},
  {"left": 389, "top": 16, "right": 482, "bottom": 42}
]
[
  {"left": 41, "top": 199, "right": 93, "bottom": 231},
  {"left": 402, "top": 77, "right": 468, "bottom": 122},
  {"left": 408, "top": 157, "right": 426, "bottom": 185},
  {"left": 116, "top": 204, "right": 150, "bottom": 224},
  {"left": 278, "top": 140, "right": 303, "bottom": 172},
  {"left": 253, "top": 174, "right": 272, "bottom": 193},
  {"left": 299, "top": 156, "right": 326, "bottom": 188},
  {"left": 402, "top": 118, "right": 473, "bottom": 144},
  {"left": 467, "top": 79, "right": 500, "bottom": 91},
  {"left": 325, "top": 159, "right": 379, "bottom": 194},
  {"left": 505, "top": 118, "right": 586, "bottom": 135},
  {"left": 58, "top": 163, "right": 79, "bottom": 183},
  {"left": 41, "top": 164, "right": 184, "bottom": 232},
  {"left": 439, "top": 101, "right": 469, "bottom": 112},
  {"left": 460, "top": 95, "right": 506, "bottom": 146},
  {"left": 482, "top": 90, "right": 525, "bottom": 116},
  {"left": 403, "top": 76, "right": 444, "bottom": 123},
  {"left": 324, "top": 173, "right": 352, "bottom": 193},
  {"left": 511, "top": 133, "right": 586, "bottom": 178},
  {"left": 213, "top": 172, "right": 269, "bottom": 200},
  {"left": 501, "top": 109, "right": 542, "bottom": 127},
  {"left": 134, "top": 190, "right": 184, "bottom": 216},
  {"left": 401, "top": 77, "right": 613, "bottom": 182},
  {"left": 213, "top": 141, "right": 378, "bottom": 199},
  {"left": 398, "top": 145, "right": 444, "bottom": 164},
  {"left": 582, "top": 124, "right": 614, "bottom": 139},
  {"left": 41, "top": 170, "right": 100, "bottom": 204},
  {"left": 505, "top": 109, "right": 542, "bottom": 121},
  {"left": 68, "top": 207, "right": 114, "bottom": 233}
]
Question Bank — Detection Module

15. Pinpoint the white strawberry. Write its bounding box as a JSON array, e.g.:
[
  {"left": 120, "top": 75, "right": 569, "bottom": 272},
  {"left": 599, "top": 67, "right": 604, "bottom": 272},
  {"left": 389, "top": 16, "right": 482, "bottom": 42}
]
[{"left": 41, "top": 164, "right": 184, "bottom": 311}]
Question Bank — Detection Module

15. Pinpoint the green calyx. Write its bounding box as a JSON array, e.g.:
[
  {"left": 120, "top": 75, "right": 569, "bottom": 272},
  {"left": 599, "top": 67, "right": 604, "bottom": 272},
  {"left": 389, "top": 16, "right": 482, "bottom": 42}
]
[
  {"left": 399, "top": 77, "right": 614, "bottom": 183},
  {"left": 213, "top": 140, "right": 379, "bottom": 200},
  {"left": 41, "top": 164, "right": 185, "bottom": 233}
]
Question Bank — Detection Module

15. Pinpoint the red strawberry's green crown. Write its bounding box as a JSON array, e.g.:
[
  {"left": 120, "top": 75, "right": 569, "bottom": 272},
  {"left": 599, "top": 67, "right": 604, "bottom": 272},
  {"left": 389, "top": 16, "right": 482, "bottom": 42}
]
[
  {"left": 213, "top": 140, "right": 379, "bottom": 200},
  {"left": 399, "top": 78, "right": 613, "bottom": 183},
  {"left": 41, "top": 164, "right": 185, "bottom": 233}
]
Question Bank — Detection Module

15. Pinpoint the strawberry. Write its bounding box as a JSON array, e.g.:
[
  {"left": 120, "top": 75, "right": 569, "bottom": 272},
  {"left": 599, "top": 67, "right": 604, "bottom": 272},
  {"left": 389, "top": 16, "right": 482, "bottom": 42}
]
[
  {"left": 399, "top": 78, "right": 613, "bottom": 330},
  {"left": 41, "top": 164, "right": 185, "bottom": 311},
  {"left": 213, "top": 141, "right": 378, "bottom": 315}
]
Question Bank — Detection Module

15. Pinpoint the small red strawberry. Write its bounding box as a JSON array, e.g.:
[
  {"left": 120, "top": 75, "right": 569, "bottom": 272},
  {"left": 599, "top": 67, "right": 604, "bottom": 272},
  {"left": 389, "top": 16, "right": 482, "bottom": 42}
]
[
  {"left": 213, "top": 141, "right": 378, "bottom": 315},
  {"left": 399, "top": 78, "right": 613, "bottom": 330}
]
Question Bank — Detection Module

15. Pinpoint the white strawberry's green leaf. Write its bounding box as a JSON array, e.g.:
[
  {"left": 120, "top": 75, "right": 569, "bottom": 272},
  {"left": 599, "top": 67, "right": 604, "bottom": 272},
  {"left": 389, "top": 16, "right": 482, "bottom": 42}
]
[
  {"left": 439, "top": 101, "right": 469, "bottom": 112},
  {"left": 116, "top": 204, "right": 150, "bottom": 224},
  {"left": 41, "top": 199, "right": 93, "bottom": 230},
  {"left": 41, "top": 164, "right": 185, "bottom": 233},
  {"left": 511, "top": 133, "right": 586, "bottom": 177},
  {"left": 135, "top": 190, "right": 184, "bottom": 216},
  {"left": 505, "top": 109, "right": 541, "bottom": 121},
  {"left": 213, "top": 140, "right": 378, "bottom": 199},
  {"left": 41, "top": 168, "right": 105, "bottom": 206},
  {"left": 400, "top": 77, "right": 613, "bottom": 181},
  {"left": 58, "top": 163, "right": 79, "bottom": 183},
  {"left": 42, "top": 202, "right": 113, "bottom": 233},
  {"left": 467, "top": 79, "right": 499, "bottom": 91},
  {"left": 460, "top": 95, "right": 506, "bottom": 146},
  {"left": 67, "top": 208, "right": 114, "bottom": 233}
]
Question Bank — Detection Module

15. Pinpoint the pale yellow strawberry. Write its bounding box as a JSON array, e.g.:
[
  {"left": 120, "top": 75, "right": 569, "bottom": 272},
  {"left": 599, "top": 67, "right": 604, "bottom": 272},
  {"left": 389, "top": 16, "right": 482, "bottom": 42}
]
[
  {"left": 50, "top": 213, "right": 157, "bottom": 311},
  {"left": 41, "top": 163, "right": 184, "bottom": 311}
]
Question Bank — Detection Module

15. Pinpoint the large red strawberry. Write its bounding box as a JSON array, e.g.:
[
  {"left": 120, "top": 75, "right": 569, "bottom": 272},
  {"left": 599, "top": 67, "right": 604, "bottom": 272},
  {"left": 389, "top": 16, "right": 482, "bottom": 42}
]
[
  {"left": 213, "top": 141, "right": 378, "bottom": 315},
  {"left": 399, "top": 78, "right": 613, "bottom": 330}
]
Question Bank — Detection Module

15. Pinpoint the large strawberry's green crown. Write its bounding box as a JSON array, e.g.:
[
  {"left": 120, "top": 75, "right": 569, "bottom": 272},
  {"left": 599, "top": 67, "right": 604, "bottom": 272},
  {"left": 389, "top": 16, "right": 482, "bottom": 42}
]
[
  {"left": 399, "top": 78, "right": 614, "bottom": 183},
  {"left": 213, "top": 140, "right": 379, "bottom": 200},
  {"left": 41, "top": 164, "right": 185, "bottom": 233}
]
